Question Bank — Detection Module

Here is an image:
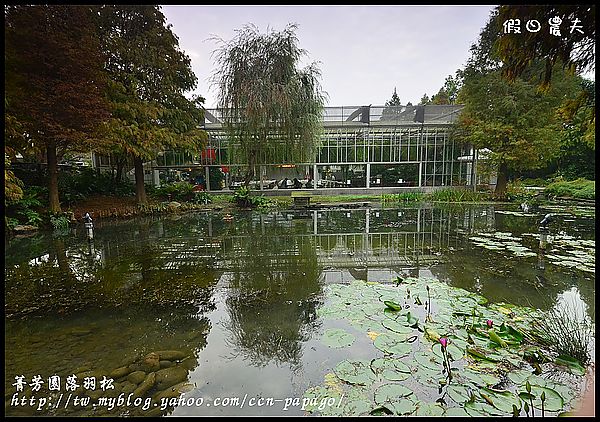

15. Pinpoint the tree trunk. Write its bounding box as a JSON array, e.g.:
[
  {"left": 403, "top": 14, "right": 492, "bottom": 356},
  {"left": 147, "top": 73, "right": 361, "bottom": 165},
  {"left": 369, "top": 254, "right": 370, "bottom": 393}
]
[
  {"left": 494, "top": 161, "right": 509, "bottom": 199},
  {"left": 47, "top": 140, "right": 61, "bottom": 213},
  {"left": 243, "top": 154, "right": 256, "bottom": 187},
  {"left": 115, "top": 157, "right": 125, "bottom": 183},
  {"left": 134, "top": 155, "right": 147, "bottom": 205}
]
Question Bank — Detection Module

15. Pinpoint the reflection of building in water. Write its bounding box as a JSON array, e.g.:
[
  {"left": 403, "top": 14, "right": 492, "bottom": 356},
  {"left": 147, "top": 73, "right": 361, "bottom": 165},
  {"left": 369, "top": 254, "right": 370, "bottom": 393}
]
[{"left": 146, "top": 207, "right": 474, "bottom": 284}]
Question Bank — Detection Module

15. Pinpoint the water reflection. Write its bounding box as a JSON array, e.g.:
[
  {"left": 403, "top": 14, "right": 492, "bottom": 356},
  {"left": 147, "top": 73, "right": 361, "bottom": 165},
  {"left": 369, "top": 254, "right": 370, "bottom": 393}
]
[
  {"left": 221, "top": 219, "right": 322, "bottom": 369},
  {"left": 4, "top": 204, "right": 595, "bottom": 416}
]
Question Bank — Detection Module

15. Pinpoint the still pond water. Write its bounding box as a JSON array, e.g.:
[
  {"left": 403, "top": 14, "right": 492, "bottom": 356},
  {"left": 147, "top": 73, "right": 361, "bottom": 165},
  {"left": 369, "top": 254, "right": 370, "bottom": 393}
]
[{"left": 5, "top": 203, "right": 595, "bottom": 416}]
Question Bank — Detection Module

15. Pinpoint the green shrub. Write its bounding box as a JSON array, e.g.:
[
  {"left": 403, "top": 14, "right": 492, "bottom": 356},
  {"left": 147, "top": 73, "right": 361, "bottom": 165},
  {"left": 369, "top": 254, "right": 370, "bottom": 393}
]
[
  {"left": 151, "top": 182, "right": 195, "bottom": 202},
  {"left": 5, "top": 217, "right": 20, "bottom": 231},
  {"left": 6, "top": 187, "right": 44, "bottom": 227},
  {"left": 192, "top": 191, "right": 212, "bottom": 205},
  {"left": 251, "top": 194, "right": 273, "bottom": 210},
  {"left": 49, "top": 213, "right": 70, "bottom": 230},
  {"left": 506, "top": 181, "right": 539, "bottom": 203},
  {"left": 58, "top": 168, "right": 135, "bottom": 205},
  {"left": 544, "top": 178, "right": 595, "bottom": 200},
  {"left": 233, "top": 186, "right": 252, "bottom": 207}
]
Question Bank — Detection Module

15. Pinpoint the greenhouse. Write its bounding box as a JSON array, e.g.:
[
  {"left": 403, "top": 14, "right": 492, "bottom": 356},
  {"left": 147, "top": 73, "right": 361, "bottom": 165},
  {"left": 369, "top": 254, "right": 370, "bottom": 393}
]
[{"left": 94, "top": 105, "right": 489, "bottom": 192}]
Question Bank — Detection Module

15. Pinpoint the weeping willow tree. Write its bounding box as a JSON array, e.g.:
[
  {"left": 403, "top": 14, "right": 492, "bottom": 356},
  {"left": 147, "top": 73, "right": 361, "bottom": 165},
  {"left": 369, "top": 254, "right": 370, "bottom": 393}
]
[{"left": 211, "top": 23, "right": 326, "bottom": 185}]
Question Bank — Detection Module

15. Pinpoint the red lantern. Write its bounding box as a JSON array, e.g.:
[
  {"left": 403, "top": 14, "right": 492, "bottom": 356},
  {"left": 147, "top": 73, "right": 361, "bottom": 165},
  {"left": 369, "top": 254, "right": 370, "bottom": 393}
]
[{"left": 221, "top": 166, "right": 229, "bottom": 173}]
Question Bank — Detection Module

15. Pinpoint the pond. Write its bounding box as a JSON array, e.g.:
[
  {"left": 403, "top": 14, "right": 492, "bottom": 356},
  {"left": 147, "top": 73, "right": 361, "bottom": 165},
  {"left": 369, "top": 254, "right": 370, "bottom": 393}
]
[{"left": 4, "top": 203, "right": 595, "bottom": 416}]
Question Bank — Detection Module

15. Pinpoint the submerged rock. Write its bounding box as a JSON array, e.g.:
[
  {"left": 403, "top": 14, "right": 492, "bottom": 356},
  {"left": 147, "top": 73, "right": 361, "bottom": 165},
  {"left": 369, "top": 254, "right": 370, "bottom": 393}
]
[
  {"left": 152, "top": 381, "right": 194, "bottom": 402},
  {"left": 133, "top": 372, "right": 156, "bottom": 397},
  {"left": 159, "top": 360, "right": 174, "bottom": 369},
  {"left": 127, "top": 370, "right": 147, "bottom": 385},
  {"left": 120, "top": 381, "right": 137, "bottom": 394},
  {"left": 156, "top": 350, "right": 188, "bottom": 361},
  {"left": 129, "top": 352, "right": 160, "bottom": 373},
  {"left": 110, "top": 366, "right": 132, "bottom": 379},
  {"left": 154, "top": 366, "right": 188, "bottom": 391}
]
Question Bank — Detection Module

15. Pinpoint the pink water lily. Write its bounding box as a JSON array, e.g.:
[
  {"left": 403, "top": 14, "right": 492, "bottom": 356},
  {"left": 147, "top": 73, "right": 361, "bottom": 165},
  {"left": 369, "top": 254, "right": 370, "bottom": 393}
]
[
  {"left": 486, "top": 319, "right": 493, "bottom": 328},
  {"left": 439, "top": 337, "right": 449, "bottom": 348}
]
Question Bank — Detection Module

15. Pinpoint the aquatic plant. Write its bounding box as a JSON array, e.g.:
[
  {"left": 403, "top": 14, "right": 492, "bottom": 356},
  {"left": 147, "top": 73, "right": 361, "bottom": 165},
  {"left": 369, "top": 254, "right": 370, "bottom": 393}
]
[
  {"left": 439, "top": 337, "right": 453, "bottom": 382},
  {"left": 533, "top": 297, "right": 593, "bottom": 367},
  {"left": 306, "top": 278, "right": 583, "bottom": 416}
]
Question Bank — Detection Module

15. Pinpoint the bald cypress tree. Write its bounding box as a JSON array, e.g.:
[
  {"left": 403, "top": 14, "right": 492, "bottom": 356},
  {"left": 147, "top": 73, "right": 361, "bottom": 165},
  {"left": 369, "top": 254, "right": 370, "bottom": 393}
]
[
  {"left": 5, "top": 5, "right": 110, "bottom": 212},
  {"left": 96, "top": 5, "right": 206, "bottom": 205}
]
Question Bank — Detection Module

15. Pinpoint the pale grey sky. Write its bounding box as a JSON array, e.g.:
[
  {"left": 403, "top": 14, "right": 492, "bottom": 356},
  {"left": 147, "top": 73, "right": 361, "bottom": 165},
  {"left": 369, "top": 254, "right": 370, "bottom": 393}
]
[{"left": 162, "top": 5, "right": 496, "bottom": 108}]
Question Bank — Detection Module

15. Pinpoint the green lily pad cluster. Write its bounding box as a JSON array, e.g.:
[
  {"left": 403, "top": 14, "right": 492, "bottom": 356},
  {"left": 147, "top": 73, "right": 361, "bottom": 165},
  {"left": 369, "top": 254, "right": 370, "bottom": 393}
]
[
  {"left": 306, "top": 278, "right": 585, "bottom": 416},
  {"left": 522, "top": 233, "right": 595, "bottom": 274},
  {"left": 469, "top": 232, "right": 537, "bottom": 257}
]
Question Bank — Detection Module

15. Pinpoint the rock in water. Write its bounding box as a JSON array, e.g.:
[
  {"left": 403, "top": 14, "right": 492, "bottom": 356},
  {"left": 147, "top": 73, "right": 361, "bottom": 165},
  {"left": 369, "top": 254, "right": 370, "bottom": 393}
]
[
  {"left": 127, "top": 371, "right": 147, "bottom": 385},
  {"left": 154, "top": 366, "right": 188, "bottom": 391},
  {"left": 129, "top": 352, "right": 160, "bottom": 373},
  {"left": 110, "top": 366, "right": 132, "bottom": 379},
  {"left": 156, "top": 350, "right": 188, "bottom": 361},
  {"left": 133, "top": 372, "right": 156, "bottom": 397}
]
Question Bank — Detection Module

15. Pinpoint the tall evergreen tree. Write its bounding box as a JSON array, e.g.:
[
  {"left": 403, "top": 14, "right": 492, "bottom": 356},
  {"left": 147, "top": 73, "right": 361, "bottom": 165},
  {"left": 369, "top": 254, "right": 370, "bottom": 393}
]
[{"left": 381, "top": 87, "right": 403, "bottom": 120}]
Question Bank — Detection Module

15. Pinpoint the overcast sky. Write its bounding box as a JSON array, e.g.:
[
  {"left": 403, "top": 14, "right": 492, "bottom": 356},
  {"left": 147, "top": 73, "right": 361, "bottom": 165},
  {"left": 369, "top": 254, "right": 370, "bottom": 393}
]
[{"left": 162, "top": 5, "right": 496, "bottom": 108}]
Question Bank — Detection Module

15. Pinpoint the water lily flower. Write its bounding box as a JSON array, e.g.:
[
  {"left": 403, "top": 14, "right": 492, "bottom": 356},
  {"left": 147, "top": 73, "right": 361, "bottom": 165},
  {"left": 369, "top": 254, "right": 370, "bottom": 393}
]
[
  {"left": 439, "top": 337, "right": 449, "bottom": 348},
  {"left": 486, "top": 319, "right": 493, "bottom": 328}
]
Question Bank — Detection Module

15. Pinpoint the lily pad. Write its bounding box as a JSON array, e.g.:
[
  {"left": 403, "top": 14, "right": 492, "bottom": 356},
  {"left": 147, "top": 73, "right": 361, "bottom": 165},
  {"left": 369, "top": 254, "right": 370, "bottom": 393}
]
[
  {"left": 520, "top": 385, "right": 564, "bottom": 412},
  {"left": 464, "top": 400, "right": 505, "bottom": 416},
  {"left": 381, "top": 318, "right": 413, "bottom": 335},
  {"left": 374, "top": 383, "right": 413, "bottom": 405},
  {"left": 339, "top": 386, "right": 374, "bottom": 416},
  {"left": 341, "top": 397, "right": 373, "bottom": 416},
  {"left": 386, "top": 397, "right": 417, "bottom": 415},
  {"left": 302, "top": 386, "right": 341, "bottom": 414},
  {"left": 370, "top": 358, "right": 411, "bottom": 381},
  {"left": 481, "top": 388, "right": 521, "bottom": 414},
  {"left": 460, "top": 368, "right": 500, "bottom": 387},
  {"left": 414, "top": 401, "right": 445, "bottom": 416},
  {"left": 555, "top": 355, "right": 586, "bottom": 376},
  {"left": 414, "top": 351, "right": 443, "bottom": 371},
  {"left": 333, "top": 359, "right": 377, "bottom": 386},
  {"left": 373, "top": 333, "right": 412, "bottom": 356},
  {"left": 445, "top": 407, "right": 470, "bottom": 416},
  {"left": 322, "top": 328, "right": 355, "bottom": 348},
  {"left": 506, "top": 369, "right": 533, "bottom": 386},
  {"left": 446, "top": 384, "right": 473, "bottom": 404}
]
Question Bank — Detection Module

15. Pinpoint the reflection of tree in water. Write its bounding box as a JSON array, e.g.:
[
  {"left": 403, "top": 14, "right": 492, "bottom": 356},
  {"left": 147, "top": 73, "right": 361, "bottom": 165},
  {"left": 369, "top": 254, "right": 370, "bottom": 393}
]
[
  {"left": 5, "top": 222, "right": 219, "bottom": 318},
  {"left": 223, "top": 228, "right": 323, "bottom": 369}
]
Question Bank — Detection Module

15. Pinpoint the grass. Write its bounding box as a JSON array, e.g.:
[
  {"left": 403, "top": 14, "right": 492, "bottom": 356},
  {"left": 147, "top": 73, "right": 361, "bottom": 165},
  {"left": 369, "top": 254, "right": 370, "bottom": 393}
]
[
  {"left": 381, "top": 192, "right": 425, "bottom": 203},
  {"left": 533, "top": 297, "right": 593, "bottom": 366},
  {"left": 314, "top": 194, "right": 380, "bottom": 203},
  {"left": 428, "top": 188, "right": 490, "bottom": 202},
  {"left": 544, "top": 178, "right": 595, "bottom": 200},
  {"left": 381, "top": 188, "right": 490, "bottom": 203}
]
